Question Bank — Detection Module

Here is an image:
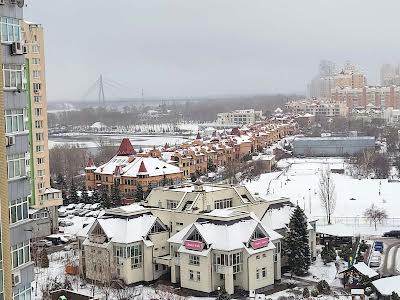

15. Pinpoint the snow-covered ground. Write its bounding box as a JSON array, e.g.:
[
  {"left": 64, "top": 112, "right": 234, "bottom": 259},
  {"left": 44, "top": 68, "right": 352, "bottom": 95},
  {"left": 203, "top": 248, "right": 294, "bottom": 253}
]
[{"left": 246, "top": 158, "right": 400, "bottom": 222}]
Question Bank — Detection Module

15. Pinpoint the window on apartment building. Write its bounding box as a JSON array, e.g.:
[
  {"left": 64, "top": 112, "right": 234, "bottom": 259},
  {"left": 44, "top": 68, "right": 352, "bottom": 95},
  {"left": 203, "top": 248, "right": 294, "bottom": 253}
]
[
  {"left": 32, "top": 70, "right": 40, "bottom": 79},
  {"left": 32, "top": 44, "right": 39, "bottom": 53},
  {"left": 38, "top": 182, "right": 44, "bottom": 190},
  {"left": 36, "top": 145, "right": 44, "bottom": 152},
  {"left": 35, "top": 108, "right": 42, "bottom": 116},
  {"left": 256, "top": 269, "right": 260, "bottom": 280},
  {"left": 166, "top": 200, "right": 178, "bottom": 209},
  {"left": 9, "top": 197, "right": 28, "bottom": 224},
  {"left": 12, "top": 285, "right": 31, "bottom": 300},
  {"left": 33, "top": 82, "right": 41, "bottom": 91},
  {"left": 37, "top": 169, "right": 44, "bottom": 177},
  {"left": 5, "top": 109, "right": 25, "bottom": 133},
  {"left": 189, "top": 255, "right": 200, "bottom": 266},
  {"left": 34, "top": 95, "right": 41, "bottom": 103},
  {"left": 3, "top": 64, "right": 24, "bottom": 89},
  {"left": 214, "top": 198, "right": 232, "bottom": 209},
  {"left": 0, "top": 17, "right": 21, "bottom": 43},
  {"left": 7, "top": 153, "right": 27, "bottom": 179},
  {"left": 32, "top": 58, "right": 40, "bottom": 65},
  {"left": 11, "top": 241, "right": 30, "bottom": 269},
  {"left": 37, "top": 157, "right": 44, "bottom": 165},
  {"left": 36, "top": 132, "right": 44, "bottom": 141}
]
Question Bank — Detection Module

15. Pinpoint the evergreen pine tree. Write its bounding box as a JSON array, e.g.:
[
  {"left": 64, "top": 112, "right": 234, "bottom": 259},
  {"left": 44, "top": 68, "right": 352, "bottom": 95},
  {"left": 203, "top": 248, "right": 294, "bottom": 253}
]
[
  {"left": 321, "top": 244, "right": 337, "bottom": 264},
  {"left": 111, "top": 184, "right": 122, "bottom": 207},
  {"left": 207, "top": 158, "right": 216, "bottom": 172},
  {"left": 68, "top": 179, "right": 79, "bottom": 204},
  {"left": 81, "top": 185, "right": 90, "bottom": 204},
  {"left": 91, "top": 189, "right": 100, "bottom": 204},
  {"left": 392, "top": 292, "right": 400, "bottom": 300},
  {"left": 135, "top": 182, "right": 144, "bottom": 202},
  {"left": 100, "top": 187, "right": 111, "bottom": 209},
  {"left": 284, "top": 205, "right": 311, "bottom": 276}
]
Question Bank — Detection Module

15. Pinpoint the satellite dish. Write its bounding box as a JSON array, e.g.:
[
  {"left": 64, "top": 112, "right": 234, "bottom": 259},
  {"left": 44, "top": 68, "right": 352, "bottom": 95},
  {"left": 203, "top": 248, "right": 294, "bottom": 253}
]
[{"left": 16, "top": 0, "right": 24, "bottom": 8}]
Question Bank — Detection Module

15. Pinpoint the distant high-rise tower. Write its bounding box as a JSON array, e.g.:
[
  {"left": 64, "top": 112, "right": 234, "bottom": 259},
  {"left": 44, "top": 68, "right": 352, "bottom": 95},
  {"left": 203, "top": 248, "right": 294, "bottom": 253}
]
[{"left": 1, "top": 2, "right": 34, "bottom": 299}]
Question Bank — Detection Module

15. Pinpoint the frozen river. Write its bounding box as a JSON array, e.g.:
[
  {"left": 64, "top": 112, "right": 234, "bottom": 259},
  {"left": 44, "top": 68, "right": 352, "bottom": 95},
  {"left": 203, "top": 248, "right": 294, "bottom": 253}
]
[{"left": 48, "top": 133, "right": 192, "bottom": 151}]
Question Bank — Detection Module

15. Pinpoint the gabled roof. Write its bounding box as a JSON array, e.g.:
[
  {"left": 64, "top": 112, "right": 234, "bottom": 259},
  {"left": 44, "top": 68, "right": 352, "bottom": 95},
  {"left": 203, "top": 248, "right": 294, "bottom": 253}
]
[
  {"left": 168, "top": 213, "right": 281, "bottom": 252},
  {"left": 117, "top": 138, "right": 136, "bottom": 156},
  {"left": 87, "top": 213, "right": 162, "bottom": 244},
  {"left": 85, "top": 158, "right": 96, "bottom": 170}
]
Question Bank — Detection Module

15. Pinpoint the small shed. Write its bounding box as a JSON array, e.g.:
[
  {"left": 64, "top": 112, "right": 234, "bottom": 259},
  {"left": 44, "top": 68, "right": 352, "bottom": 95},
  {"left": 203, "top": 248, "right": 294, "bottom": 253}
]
[{"left": 340, "top": 262, "right": 379, "bottom": 288}]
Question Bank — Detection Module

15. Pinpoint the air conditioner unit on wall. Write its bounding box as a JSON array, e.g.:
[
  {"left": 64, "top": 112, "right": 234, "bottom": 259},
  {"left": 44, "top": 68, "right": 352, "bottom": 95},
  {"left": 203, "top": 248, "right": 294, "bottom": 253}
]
[
  {"left": 5, "top": 135, "right": 15, "bottom": 147},
  {"left": 12, "top": 271, "right": 21, "bottom": 286},
  {"left": 11, "top": 42, "right": 23, "bottom": 55}
]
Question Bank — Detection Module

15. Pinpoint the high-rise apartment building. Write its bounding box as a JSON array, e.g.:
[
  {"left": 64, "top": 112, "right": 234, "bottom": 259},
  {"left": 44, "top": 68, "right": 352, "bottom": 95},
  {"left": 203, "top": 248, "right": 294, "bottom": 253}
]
[
  {"left": 22, "top": 21, "right": 62, "bottom": 236},
  {"left": 334, "top": 62, "right": 367, "bottom": 89},
  {"left": 1, "top": 1, "right": 34, "bottom": 299},
  {"left": 380, "top": 63, "right": 400, "bottom": 86}
]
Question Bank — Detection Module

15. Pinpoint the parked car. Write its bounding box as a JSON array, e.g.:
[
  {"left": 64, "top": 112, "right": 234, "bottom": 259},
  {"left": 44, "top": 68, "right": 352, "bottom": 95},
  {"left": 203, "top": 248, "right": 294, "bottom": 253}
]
[
  {"left": 78, "top": 209, "right": 89, "bottom": 216},
  {"left": 64, "top": 242, "right": 78, "bottom": 251},
  {"left": 66, "top": 204, "right": 76, "bottom": 210},
  {"left": 36, "top": 239, "right": 53, "bottom": 248},
  {"left": 370, "top": 255, "right": 381, "bottom": 267},
  {"left": 73, "top": 209, "right": 82, "bottom": 216},
  {"left": 383, "top": 230, "right": 400, "bottom": 238},
  {"left": 83, "top": 204, "right": 92, "bottom": 210},
  {"left": 374, "top": 241, "right": 384, "bottom": 253},
  {"left": 75, "top": 203, "right": 85, "bottom": 209},
  {"left": 58, "top": 210, "right": 68, "bottom": 217},
  {"left": 59, "top": 220, "right": 73, "bottom": 227},
  {"left": 90, "top": 203, "right": 101, "bottom": 210}
]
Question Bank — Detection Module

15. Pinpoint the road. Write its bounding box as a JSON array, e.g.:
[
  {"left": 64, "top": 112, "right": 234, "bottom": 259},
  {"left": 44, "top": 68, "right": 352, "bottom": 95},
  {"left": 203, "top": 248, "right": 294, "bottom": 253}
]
[{"left": 379, "top": 238, "right": 400, "bottom": 276}]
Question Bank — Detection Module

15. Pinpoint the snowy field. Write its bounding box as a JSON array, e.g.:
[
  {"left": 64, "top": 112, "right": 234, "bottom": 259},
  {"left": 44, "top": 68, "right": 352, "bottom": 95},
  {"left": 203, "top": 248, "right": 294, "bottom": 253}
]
[{"left": 245, "top": 158, "right": 400, "bottom": 222}]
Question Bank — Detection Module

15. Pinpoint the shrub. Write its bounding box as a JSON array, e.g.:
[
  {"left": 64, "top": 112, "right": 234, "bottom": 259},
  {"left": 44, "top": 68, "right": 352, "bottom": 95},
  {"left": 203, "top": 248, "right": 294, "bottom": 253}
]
[
  {"left": 310, "top": 289, "right": 319, "bottom": 297},
  {"left": 302, "top": 287, "right": 310, "bottom": 298},
  {"left": 321, "top": 245, "right": 336, "bottom": 264},
  {"left": 316, "top": 280, "right": 331, "bottom": 295},
  {"left": 338, "top": 244, "right": 352, "bottom": 261}
]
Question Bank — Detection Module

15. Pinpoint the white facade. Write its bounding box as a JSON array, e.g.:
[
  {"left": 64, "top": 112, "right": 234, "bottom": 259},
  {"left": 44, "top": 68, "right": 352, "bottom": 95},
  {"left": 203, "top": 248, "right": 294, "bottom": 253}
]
[
  {"left": 77, "top": 183, "right": 317, "bottom": 295},
  {"left": 217, "top": 109, "right": 263, "bottom": 125},
  {"left": 286, "top": 98, "right": 348, "bottom": 117}
]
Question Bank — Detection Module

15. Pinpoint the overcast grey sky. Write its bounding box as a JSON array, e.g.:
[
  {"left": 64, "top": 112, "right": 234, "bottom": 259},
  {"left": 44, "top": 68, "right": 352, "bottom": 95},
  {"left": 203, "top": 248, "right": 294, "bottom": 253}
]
[{"left": 25, "top": 0, "right": 400, "bottom": 101}]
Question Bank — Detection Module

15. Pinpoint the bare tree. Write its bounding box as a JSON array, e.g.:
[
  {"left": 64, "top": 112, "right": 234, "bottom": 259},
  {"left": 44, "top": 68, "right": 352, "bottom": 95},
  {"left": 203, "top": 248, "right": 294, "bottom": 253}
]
[
  {"left": 318, "top": 167, "right": 336, "bottom": 225},
  {"left": 364, "top": 204, "right": 388, "bottom": 230}
]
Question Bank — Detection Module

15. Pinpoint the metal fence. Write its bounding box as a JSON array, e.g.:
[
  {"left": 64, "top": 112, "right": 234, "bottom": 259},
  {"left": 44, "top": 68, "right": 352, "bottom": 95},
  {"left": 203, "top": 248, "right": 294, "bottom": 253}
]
[{"left": 315, "top": 216, "right": 400, "bottom": 227}]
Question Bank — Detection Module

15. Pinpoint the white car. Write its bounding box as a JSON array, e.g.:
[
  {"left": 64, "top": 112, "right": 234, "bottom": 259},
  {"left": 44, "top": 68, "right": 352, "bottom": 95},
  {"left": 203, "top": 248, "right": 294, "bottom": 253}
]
[
  {"left": 66, "top": 204, "right": 76, "bottom": 210},
  {"left": 75, "top": 203, "right": 85, "bottom": 209},
  {"left": 83, "top": 204, "right": 92, "bottom": 210},
  {"left": 90, "top": 203, "right": 101, "bottom": 210},
  {"left": 36, "top": 239, "right": 53, "bottom": 247}
]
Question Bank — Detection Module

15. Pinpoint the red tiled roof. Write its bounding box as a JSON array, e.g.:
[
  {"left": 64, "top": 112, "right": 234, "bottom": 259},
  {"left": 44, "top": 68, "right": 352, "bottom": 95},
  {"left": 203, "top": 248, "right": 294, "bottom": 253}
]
[
  {"left": 86, "top": 158, "right": 95, "bottom": 168},
  {"left": 138, "top": 161, "right": 148, "bottom": 173},
  {"left": 117, "top": 138, "right": 136, "bottom": 156}
]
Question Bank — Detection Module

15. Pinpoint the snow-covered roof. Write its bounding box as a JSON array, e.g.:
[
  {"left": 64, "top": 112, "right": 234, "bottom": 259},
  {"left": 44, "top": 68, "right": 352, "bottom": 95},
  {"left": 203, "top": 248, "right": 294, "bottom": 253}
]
[
  {"left": 168, "top": 213, "right": 281, "bottom": 252},
  {"left": 373, "top": 276, "right": 400, "bottom": 296},
  {"left": 316, "top": 223, "right": 355, "bottom": 237},
  {"left": 96, "top": 156, "right": 182, "bottom": 177},
  {"left": 89, "top": 214, "right": 160, "bottom": 244},
  {"left": 261, "top": 203, "right": 317, "bottom": 231},
  {"left": 347, "top": 262, "right": 379, "bottom": 278}
]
